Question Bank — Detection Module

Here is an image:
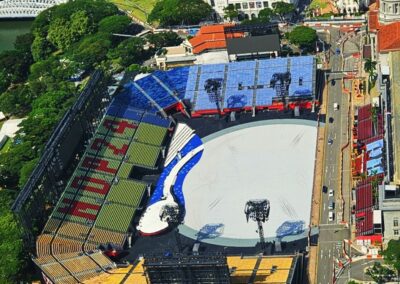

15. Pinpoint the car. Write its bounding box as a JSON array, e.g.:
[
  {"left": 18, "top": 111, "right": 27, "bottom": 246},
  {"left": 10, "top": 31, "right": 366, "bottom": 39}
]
[
  {"left": 329, "top": 189, "right": 334, "bottom": 197},
  {"left": 329, "top": 211, "right": 335, "bottom": 222},
  {"left": 334, "top": 103, "right": 339, "bottom": 110},
  {"left": 328, "top": 138, "right": 333, "bottom": 145},
  {"left": 331, "top": 79, "right": 336, "bottom": 86},
  {"left": 329, "top": 117, "right": 334, "bottom": 123},
  {"left": 336, "top": 48, "right": 341, "bottom": 55},
  {"left": 322, "top": 185, "right": 328, "bottom": 193}
]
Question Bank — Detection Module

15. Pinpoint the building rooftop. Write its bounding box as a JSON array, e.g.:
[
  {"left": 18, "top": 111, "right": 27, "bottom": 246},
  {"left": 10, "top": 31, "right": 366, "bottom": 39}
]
[
  {"left": 378, "top": 22, "right": 400, "bottom": 52},
  {"left": 189, "top": 24, "right": 244, "bottom": 54},
  {"left": 226, "top": 34, "right": 281, "bottom": 55}
]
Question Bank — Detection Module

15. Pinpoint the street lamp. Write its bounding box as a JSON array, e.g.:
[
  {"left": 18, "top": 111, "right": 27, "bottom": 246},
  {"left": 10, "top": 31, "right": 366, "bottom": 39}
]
[{"left": 244, "top": 199, "right": 270, "bottom": 252}]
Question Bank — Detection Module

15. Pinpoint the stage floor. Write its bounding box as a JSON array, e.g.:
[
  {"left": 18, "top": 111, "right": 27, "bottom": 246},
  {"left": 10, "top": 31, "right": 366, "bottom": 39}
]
[{"left": 179, "top": 119, "right": 318, "bottom": 247}]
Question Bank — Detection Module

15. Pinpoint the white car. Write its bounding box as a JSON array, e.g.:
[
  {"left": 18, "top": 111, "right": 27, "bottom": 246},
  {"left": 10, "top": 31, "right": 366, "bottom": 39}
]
[
  {"left": 329, "top": 211, "right": 335, "bottom": 222},
  {"left": 329, "top": 189, "right": 334, "bottom": 197}
]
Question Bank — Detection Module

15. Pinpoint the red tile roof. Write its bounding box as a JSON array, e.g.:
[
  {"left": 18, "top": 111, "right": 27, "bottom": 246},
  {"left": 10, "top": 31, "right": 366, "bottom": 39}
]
[
  {"left": 378, "top": 21, "right": 400, "bottom": 52},
  {"left": 189, "top": 24, "right": 244, "bottom": 54}
]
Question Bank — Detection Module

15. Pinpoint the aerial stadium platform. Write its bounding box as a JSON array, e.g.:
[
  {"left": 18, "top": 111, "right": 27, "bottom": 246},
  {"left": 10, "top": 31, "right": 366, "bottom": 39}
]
[
  {"left": 33, "top": 99, "right": 172, "bottom": 283},
  {"left": 121, "top": 56, "right": 316, "bottom": 116}
]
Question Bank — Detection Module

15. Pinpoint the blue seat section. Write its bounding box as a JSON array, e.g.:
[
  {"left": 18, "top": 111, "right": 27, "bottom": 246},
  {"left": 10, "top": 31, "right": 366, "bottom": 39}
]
[
  {"left": 163, "top": 67, "right": 190, "bottom": 99},
  {"left": 256, "top": 59, "right": 287, "bottom": 104},
  {"left": 369, "top": 148, "right": 383, "bottom": 158},
  {"left": 107, "top": 104, "right": 144, "bottom": 121},
  {"left": 172, "top": 151, "right": 203, "bottom": 207},
  {"left": 368, "top": 166, "right": 384, "bottom": 176},
  {"left": 141, "top": 112, "right": 171, "bottom": 128},
  {"left": 184, "top": 65, "right": 199, "bottom": 102},
  {"left": 195, "top": 64, "right": 226, "bottom": 111},
  {"left": 289, "top": 56, "right": 314, "bottom": 97},
  {"left": 367, "top": 158, "right": 382, "bottom": 169},
  {"left": 149, "top": 134, "right": 203, "bottom": 206},
  {"left": 114, "top": 83, "right": 158, "bottom": 112},
  {"left": 224, "top": 61, "right": 256, "bottom": 108},
  {"left": 135, "top": 75, "right": 177, "bottom": 108},
  {"left": 366, "top": 139, "right": 384, "bottom": 152}
]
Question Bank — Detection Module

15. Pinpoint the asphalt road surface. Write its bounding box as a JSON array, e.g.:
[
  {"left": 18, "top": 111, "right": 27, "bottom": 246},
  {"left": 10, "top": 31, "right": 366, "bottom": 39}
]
[{"left": 316, "top": 28, "right": 351, "bottom": 284}]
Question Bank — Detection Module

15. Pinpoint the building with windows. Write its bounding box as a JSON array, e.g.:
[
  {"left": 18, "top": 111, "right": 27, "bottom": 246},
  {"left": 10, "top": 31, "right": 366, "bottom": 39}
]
[{"left": 204, "top": 0, "right": 298, "bottom": 20}]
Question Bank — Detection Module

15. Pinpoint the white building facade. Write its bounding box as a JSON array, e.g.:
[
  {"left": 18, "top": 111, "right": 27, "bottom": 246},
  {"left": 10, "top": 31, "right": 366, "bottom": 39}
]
[
  {"left": 379, "top": 0, "right": 400, "bottom": 22},
  {"left": 335, "top": 0, "right": 361, "bottom": 15},
  {"left": 205, "top": 0, "right": 298, "bottom": 20}
]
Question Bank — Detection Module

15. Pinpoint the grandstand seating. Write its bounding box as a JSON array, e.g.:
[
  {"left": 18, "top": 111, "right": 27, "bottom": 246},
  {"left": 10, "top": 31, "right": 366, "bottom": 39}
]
[
  {"left": 35, "top": 102, "right": 171, "bottom": 283},
  {"left": 134, "top": 123, "right": 168, "bottom": 146},
  {"left": 106, "top": 179, "right": 146, "bottom": 207},
  {"left": 355, "top": 183, "right": 373, "bottom": 212},
  {"left": 126, "top": 142, "right": 161, "bottom": 167},
  {"left": 135, "top": 75, "right": 178, "bottom": 108},
  {"left": 95, "top": 203, "right": 137, "bottom": 233}
]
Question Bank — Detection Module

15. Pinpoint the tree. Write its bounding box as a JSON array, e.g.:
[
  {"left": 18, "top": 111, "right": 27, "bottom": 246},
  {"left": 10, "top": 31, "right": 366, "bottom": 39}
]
[
  {"left": 223, "top": 4, "right": 239, "bottom": 21},
  {"left": 107, "top": 37, "right": 147, "bottom": 67},
  {"left": 146, "top": 31, "right": 183, "bottom": 50},
  {"left": 69, "top": 33, "right": 112, "bottom": 70},
  {"left": 148, "top": 0, "right": 213, "bottom": 26},
  {"left": 14, "top": 33, "right": 34, "bottom": 54},
  {"left": 0, "top": 85, "right": 33, "bottom": 116},
  {"left": 0, "top": 191, "right": 25, "bottom": 283},
  {"left": 98, "top": 15, "right": 131, "bottom": 34},
  {"left": 18, "top": 158, "right": 39, "bottom": 188},
  {"left": 381, "top": 239, "right": 400, "bottom": 278},
  {"left": 364, "top": 59, "right": 377, "bottom": 94},
  {"left": 0, "top": 50, "right": 32, "bottom": 93},
  {"left": 366, "top": 262, "right": 395, "bottom": 283},
  {"left": 258, "top": 7, "right": 274, "bottom": 22},
  {"left": 288, "top": 26, "right": 318, "bottom": 51},
  {"left": 272, "top": 1, "right": 295, "bottom": 21}
]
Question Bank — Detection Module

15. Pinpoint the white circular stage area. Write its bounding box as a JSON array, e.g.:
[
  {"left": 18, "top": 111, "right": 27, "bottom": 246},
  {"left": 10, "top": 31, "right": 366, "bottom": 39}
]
[{"left": 179, "top": 119, "right": 318, "bottom": 247}]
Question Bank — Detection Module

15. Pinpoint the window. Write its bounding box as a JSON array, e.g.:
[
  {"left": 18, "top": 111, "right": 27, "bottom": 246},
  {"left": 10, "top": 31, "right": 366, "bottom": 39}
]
[
  {"left": 394, "top": 218, "right": 399, "bottom": 227},
  {"left": 249, "top": 2, "right": 255, "bottom": 8},
  {"left": 263, "top": 1, "right": 269, "bottom": 7},
  {"left": 394, "top": 229, "right": 399, "bottom": 236},
  {"left": 235, "top": 3, "right": 241, "bottom": 9},
  {"left": 242, "top": 2, "right": 248, "bottom": 9},
  {"left": 256, "top": 1, "right": 262, "bottom": 8}
]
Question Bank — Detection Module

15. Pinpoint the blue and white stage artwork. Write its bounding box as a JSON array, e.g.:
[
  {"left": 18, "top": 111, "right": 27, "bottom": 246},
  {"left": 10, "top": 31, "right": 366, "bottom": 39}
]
[{"left": 275, "top": 220, "right": 306, "bottom": 238}]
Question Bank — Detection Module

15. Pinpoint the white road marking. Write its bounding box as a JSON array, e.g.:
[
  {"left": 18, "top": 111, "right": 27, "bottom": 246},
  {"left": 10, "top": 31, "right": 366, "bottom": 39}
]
[
  {"left": 329, "top": 249, "right": 331, "bottom": 258},
  {"left": 323, "top": 203, "right": 326, "bottom": 211}
]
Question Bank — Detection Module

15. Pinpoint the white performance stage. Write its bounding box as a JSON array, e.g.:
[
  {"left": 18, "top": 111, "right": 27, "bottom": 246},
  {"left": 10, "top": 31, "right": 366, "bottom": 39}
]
[{"left": 179, "top": 119, "right": 318, "bottom": 247}]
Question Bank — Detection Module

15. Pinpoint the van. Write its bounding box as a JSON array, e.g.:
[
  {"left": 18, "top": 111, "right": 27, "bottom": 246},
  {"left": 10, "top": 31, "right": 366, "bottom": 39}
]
[
  {"left": 329, "top": 211, "right": 335, "bottom": 222},
  {"left": 329, "top": 201, "right": 335, "bottom": 210},
  {"left": 334, "top": 103, "right": 339, "bottom": 111}
]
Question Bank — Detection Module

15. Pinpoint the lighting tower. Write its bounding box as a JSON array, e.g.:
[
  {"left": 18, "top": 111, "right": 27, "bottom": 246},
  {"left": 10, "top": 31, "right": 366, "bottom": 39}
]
[
  {"left": 160, "top": 203, "right": 182, "bottom": 252},
  {"left": 244, "top": 199, "right": 270, "bottom": 252}
]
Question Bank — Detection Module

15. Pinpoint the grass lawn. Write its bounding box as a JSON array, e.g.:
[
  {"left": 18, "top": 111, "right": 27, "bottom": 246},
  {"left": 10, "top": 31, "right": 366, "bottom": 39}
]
[
  {"left": 0, "top": 138, "right": 12, "bottom": 154},
  {"left": 109, "top": 0, "right": 158, "bottom": 23}
]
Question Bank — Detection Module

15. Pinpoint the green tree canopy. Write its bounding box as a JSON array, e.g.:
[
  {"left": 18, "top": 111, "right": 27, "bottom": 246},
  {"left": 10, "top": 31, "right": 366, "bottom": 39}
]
[
  {"left": 223, "top": 4, "right": 239, "bottom": 21},
  {"left": 258, "top": 7, "right": 274, "bottom": 22},
  {"left": 381, "top": 239, "right": 400, "bottom": 275},
  {"left": 366, "top": 262, "right": 396, "bottom": 284},
  {"left": 272, "top": 1, "right": 295, "bottom": 20},
  {"left": 0, "top": 50, "right": 32, "bottom": 93},
  {"left": 146, "top": 31, "right": 183, "bottom": 50},
  {"left": 288, "top": 26, "right": 317, "bottom": 51},
  {"left": 108, "top": 37, "right": 147, "bottom": 67},
  {"left": 0, "top": 191, "right": 24, "bottom": 283},
  {"left": 148, "top": 0, "right": 213, "bottom": 26},
  {"left": 69, "top": 33, "right": 112, "bottom": 70},
  {"left": 98, "top": 15, "right": 131, "bottom": 34}
]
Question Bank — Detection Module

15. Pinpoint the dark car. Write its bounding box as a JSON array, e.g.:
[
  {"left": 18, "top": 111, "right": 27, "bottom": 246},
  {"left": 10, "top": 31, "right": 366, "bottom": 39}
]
[
  {"left": 329, "top": 117, "right": 334, "bottom": 123},
  {"left": 331, "top": 79, "right": 336, "bottom": 86},
  {"left": 322, "top": 186, "right": 328, "bottom": 193}
]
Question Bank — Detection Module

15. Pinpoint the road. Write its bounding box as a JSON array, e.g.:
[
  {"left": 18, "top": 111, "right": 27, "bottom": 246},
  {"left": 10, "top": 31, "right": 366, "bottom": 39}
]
[
  {"left": 336, "top": 259, "right": 382, "bottom": 283},
  {"left": 316, "top": 28, "right": 351, "bottom": 284}
]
